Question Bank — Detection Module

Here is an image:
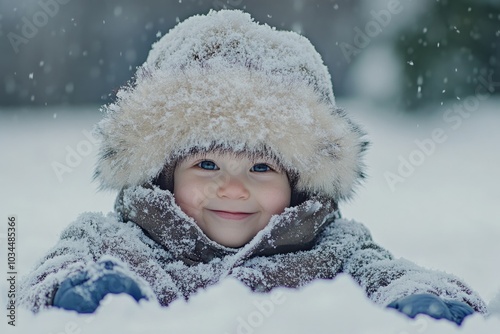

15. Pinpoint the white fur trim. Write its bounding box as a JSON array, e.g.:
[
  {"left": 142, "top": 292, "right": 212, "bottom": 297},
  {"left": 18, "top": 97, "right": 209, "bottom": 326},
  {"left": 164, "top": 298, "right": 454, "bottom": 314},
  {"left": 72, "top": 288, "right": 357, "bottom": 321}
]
[
  {"left": 95, "top": 69, "right": 366, "bottom": 200},
  {"left": 95, "top": 10, "right": 367, "bottom": 201}
]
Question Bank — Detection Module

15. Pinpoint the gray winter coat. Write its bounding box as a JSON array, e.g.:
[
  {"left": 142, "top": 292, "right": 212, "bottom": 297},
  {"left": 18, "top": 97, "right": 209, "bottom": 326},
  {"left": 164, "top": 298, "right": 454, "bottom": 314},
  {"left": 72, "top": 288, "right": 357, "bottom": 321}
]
[{"left": 19, "top": 185, "right": 487, "bottom": 313}]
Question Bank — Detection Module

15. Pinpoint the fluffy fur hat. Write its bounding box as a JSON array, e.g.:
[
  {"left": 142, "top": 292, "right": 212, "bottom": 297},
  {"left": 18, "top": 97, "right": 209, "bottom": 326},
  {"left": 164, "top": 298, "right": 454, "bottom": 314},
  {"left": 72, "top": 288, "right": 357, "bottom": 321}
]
[{"left": 95, "top": 10, "right": 367, "bottom": 202}]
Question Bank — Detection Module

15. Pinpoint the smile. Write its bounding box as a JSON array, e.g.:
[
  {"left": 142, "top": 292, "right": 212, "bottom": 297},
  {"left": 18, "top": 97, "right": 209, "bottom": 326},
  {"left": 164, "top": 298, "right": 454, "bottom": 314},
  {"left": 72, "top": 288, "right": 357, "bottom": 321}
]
[{"left": 208, "top": 210, "right": 255, "bottom": 220}]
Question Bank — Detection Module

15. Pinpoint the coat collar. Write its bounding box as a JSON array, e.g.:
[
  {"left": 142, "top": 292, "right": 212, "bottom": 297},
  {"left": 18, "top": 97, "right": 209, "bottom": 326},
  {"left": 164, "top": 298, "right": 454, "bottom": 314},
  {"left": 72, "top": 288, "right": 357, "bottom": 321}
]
[{"left": 115, "top": 184, "right": 338, "bottom": 266}]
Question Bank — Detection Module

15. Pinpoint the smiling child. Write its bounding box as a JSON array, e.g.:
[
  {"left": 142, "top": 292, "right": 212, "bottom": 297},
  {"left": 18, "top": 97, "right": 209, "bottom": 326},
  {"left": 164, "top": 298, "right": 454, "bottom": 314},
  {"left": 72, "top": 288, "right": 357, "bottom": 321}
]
[{"left": 19, "top": 10, "right": 487, "bottom": 324}]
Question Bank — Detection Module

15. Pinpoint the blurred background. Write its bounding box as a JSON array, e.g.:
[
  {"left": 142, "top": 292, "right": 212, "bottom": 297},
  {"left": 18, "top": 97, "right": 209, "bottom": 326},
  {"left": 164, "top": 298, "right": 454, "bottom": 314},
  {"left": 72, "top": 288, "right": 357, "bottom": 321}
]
[{"left": 1, "top": 0, "right": 499, "bottom": 110}]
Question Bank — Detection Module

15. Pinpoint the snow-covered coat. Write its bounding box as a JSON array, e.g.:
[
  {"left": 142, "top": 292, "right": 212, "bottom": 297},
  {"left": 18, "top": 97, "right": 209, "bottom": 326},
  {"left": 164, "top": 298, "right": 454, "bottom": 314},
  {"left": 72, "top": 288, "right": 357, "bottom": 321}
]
[{"left": 19, "top": 185, "right": 487, "bottom": 313}]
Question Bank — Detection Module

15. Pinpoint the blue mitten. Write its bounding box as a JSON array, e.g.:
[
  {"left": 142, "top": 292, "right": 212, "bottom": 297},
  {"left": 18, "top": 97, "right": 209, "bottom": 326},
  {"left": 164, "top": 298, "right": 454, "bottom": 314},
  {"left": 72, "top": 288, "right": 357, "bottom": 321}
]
[
  {"left": 387, "top": 293, "right": 474, "bottom": 325},
  {"left": 53, "top": 260, "right": 146, "bottom": 313}
]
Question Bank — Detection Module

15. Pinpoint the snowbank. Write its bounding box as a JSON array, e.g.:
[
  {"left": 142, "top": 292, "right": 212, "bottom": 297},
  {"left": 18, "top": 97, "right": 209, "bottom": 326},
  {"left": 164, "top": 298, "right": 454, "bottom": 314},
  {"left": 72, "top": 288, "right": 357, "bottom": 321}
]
[{"left": 5, "top": 276, "right": 500, "bottom": 334}]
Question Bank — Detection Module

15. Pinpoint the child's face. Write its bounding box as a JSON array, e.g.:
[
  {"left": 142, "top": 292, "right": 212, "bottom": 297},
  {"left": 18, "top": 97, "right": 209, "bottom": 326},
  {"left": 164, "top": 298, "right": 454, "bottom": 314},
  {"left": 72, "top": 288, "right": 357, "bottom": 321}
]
[{"left": 173, "top": 151, "right": 291, "bottom": 247}]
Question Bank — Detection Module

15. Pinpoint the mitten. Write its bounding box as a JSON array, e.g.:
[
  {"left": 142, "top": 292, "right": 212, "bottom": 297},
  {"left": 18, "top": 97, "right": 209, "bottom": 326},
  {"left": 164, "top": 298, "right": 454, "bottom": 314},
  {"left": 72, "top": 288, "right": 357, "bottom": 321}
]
[
  {"left": 387, "top": 293, "right": 474, "bottom": 325},
  {"left": 53, "top": 260, "right": 147, "bottom": 313}
]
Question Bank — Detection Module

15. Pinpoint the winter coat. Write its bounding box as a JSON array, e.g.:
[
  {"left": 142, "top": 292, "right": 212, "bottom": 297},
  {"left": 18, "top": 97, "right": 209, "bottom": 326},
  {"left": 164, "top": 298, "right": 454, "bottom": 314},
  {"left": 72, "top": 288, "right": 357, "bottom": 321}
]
[
  {"left": 18, "top": 185, "right": 487, "bottom": 313},
  {"left": 18, "top": 10, "right": 487, "bottom": 316}
]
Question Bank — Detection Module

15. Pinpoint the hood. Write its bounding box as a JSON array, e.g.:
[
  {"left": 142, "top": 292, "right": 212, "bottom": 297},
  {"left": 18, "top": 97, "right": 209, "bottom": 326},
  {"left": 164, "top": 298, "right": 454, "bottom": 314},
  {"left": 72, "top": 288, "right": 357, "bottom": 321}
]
[{"left": 95, "top": 9, "right": 368, "bottom": 202}]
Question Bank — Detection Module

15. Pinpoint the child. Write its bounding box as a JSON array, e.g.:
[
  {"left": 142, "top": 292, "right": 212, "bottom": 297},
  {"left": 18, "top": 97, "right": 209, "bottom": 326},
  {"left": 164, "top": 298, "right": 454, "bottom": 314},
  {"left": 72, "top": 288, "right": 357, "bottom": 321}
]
[{"left": 19, "top": 10, "right": 487, "bottom": 324}]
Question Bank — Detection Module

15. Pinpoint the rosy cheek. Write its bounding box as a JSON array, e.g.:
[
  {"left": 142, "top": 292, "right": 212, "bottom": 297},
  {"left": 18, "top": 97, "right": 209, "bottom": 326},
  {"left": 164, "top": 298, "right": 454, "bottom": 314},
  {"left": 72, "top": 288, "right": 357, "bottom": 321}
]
[
  {"left": 176, "top": 184, "right": 207, "bottom": 211},
  {"left": 262, "top": 191, "right": 288, "bottom": 215},
  {"left": 278, "top": 195, "right": 291, "bottom": 212},
  {"left": 175, "top": 196, "right": 200, "bottom": 223}
]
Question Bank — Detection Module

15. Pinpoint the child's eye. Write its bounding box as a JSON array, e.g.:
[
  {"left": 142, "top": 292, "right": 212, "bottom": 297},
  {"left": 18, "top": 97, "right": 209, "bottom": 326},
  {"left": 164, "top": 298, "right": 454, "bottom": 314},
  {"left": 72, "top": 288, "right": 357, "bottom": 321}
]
[
  {"left": 251, "top": 163, "right": 272, "bottom": 172},
  {"left": 197, "top": 160, "right": 219, "bottom": 170}
]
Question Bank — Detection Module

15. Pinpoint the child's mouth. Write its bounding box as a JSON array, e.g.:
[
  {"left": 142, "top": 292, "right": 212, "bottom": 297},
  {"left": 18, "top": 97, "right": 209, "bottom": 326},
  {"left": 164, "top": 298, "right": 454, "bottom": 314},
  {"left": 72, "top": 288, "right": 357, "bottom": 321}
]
[{"left": 209, "top": 210, "right": 255, "bottom": 220}]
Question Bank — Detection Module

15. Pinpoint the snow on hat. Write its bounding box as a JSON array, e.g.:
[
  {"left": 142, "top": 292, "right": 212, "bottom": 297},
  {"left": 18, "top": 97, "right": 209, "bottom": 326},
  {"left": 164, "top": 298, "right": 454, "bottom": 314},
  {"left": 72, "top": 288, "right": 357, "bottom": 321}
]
[{"left": 95, "top": 9, "right": 367, "bottom": 201}]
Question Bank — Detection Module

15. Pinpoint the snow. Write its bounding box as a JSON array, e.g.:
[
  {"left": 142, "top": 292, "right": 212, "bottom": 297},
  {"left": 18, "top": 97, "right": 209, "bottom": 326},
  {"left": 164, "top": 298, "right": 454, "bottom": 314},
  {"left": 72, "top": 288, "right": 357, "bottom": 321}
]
[
  {"left": 1, "top": 99, "right": 500, "bottom": 333},
  {"left": 145, "top": 10, "right": 334, "bottom": 105}
]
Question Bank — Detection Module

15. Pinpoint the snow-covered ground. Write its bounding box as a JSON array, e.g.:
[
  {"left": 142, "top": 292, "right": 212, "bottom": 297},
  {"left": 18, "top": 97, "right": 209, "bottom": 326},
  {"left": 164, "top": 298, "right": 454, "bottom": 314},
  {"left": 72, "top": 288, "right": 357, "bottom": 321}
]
[{"left": 1, "top": 99, "right": 499, "bottom": 333}]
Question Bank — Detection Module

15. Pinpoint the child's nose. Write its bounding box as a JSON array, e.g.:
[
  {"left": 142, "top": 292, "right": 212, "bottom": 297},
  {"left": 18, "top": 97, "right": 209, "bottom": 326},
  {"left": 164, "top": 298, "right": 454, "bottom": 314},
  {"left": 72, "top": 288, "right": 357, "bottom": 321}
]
[{"left": 216, "top": 175, "right": 250, "bottom": 200}]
